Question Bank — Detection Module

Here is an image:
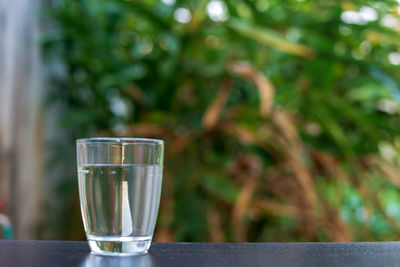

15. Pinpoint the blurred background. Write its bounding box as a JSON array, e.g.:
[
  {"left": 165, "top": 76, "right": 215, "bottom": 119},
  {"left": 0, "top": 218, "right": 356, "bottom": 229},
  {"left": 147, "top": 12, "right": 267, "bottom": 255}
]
[{"left": 1, "top": 0, "right": 400, "bottom": 242}]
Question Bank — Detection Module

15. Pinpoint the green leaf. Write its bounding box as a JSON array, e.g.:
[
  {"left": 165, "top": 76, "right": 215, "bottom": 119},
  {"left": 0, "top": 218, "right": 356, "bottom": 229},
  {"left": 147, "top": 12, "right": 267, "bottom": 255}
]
[{"left": 228, "top": 18, "right": 316, "bottom": 58}]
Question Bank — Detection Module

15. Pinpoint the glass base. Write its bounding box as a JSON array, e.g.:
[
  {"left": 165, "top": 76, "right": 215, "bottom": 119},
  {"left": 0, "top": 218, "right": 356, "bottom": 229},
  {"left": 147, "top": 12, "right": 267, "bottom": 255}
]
[{"left": 87, "top": 235, "right": 152, "bottom": 256}]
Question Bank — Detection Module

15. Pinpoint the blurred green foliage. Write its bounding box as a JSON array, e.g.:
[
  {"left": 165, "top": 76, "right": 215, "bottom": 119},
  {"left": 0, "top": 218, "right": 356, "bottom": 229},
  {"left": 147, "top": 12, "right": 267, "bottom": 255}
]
[{"left": 43, "top": 0, "right": 400, "bottom": 241}]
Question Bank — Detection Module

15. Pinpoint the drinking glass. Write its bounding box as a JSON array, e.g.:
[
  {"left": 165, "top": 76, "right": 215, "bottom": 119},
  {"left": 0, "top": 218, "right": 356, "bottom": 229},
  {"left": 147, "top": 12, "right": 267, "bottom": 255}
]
[{"left": 76, "top": 138, "right": 164, "bottom": 256}]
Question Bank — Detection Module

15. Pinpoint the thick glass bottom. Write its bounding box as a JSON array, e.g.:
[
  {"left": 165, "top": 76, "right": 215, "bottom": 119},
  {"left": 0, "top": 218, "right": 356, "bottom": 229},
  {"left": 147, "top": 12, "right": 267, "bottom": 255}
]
[{"left": 87, "top": 235, "right": 152, "bottom": 256}]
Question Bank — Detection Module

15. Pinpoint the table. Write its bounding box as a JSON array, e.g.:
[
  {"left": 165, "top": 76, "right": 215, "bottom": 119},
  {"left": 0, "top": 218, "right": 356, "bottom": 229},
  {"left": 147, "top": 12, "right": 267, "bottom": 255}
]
[{"left": 1, "top": 241, "right": 400, "bottom": 267}]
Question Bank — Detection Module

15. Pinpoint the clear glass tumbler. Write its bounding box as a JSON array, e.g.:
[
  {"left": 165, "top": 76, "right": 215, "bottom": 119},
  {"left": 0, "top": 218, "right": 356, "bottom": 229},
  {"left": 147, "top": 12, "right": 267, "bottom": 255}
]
[{"left": 76, "top": 138, "right": 164, "bottom": 256}]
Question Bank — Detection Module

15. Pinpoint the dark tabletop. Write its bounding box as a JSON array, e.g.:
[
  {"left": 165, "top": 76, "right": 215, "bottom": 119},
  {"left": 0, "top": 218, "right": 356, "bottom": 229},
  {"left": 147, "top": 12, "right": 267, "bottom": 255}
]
[{"left": 1, "top": 241, "right": 400, "bottom": 267}]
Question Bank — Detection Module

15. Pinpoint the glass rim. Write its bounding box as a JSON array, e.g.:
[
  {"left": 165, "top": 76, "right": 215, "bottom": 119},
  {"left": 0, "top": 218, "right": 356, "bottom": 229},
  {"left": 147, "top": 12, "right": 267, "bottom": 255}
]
[{"left": 76, "top": 137, "right": 164, "bottom": 145}]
